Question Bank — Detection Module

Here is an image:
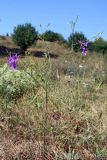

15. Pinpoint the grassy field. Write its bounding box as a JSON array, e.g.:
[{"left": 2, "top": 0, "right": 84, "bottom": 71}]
[{"left": 0, "top": 37, "right": 107, "bottom": 159}]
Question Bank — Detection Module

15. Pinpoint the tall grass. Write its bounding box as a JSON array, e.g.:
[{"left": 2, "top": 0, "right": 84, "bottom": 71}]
[{"left": 0, "top": 52, "right": 107, "bottom": 159}]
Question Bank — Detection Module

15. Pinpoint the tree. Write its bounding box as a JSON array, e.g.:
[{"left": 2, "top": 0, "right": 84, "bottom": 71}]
[
  {"left": 68, "top": 32, "right": 87, "bottom": 52},
  {"left": 12, "top": 23, "right": 38, "bottom": 53},
  {"left": 42, "top": 30, "right": 65, "bottom": 42},
  {"left": 6, "top": 33, "right": 9, "bottom": 37},
  {"left": 93, "top": 37, "right": 107, "bottom": 53}
]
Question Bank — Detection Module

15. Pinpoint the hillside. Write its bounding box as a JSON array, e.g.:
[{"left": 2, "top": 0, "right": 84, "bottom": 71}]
[
  {"left": 0, "top": 36, "right": 70, "bottom": 57},
  {"left": 0, "top": 36, "right": 107, "bottom": 159}
]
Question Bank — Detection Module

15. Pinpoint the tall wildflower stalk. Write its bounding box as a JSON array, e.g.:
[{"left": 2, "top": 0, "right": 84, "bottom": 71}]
[
  {"left": 39, "top": 24, "right": 51, "bottom": 159},
  {"left": 69, "top": 16, "right": 79, "bottom": 52},
  {"left": 43, "top": 49, "right": 50, "bottom": 159}
]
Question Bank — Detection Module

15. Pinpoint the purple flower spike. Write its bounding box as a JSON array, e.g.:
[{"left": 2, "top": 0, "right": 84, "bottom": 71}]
[
  {"left": 82, "top": 47, "right": 88, "bottom": 56},
  {"left": 78, "top": 40, "right": 89, "bottom": 56},
  {"left": 8, "top": 54, "right": 18, "bottom": 70}
]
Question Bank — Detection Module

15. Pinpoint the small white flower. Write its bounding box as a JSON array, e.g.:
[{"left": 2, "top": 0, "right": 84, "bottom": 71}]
[{"left": 79, "top": 65, "right": 83, "bottom": 68}]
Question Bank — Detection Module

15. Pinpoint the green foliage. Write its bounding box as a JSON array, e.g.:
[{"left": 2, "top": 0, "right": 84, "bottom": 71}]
[
  {"left": 89, "top": 37, "right": 107, "bottom": 53},
  {"left": 6, "top": 33, "right": 9, "bottom": 37},
  {"left": 0, "top": 35, "right": 6, "bottom": 40},
  {"left": 88, "top": 41, "right": 94, "bottom": 52},
  {"left": 68, "top": 32, "right": 87, "bottom": 52},
  {"left": 95, "top": 147, "right": 107, "bottom": 159},
  {"left": 0, "top": 64, "right": 41, "bottom": 103},
  {"left": 42, "top": 30, "right": 65, "bottom": 42},
  {"left": 64, "top": 150, "right": 79, "bottom": 160},
  {"left": 12, "top": 23, "right": 38, "bottom": 53}
]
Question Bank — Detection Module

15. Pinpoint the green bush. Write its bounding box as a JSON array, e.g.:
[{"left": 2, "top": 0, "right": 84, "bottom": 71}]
[
  {"left": 68, "top": 32, "right": 87, "bottom": 52},
  {"left": 42, "top": 30, "right": 65, "bottom": 42},
  {"left": 90, "top": 38, "right": 107, "bottom": 53},
  {"left": 0, "top": 64, "right": 41, "bottom": 102},
  {"left": 12, "top": 23, "right": 38, "bottom": 53}
]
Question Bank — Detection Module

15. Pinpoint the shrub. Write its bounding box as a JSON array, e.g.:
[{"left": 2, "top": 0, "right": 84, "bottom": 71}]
[
  {"left": 68, "top": 32, "right": 87, "bottom": 52},
  {"left": 92, "top": 38, "right": 107, "bottom": 53},
  {"left": 42, "top": 30, "right": 65, "bottom": 42},
  {"left": 12, "top": 23, "right": 38, "bottom": 53},
  {"left": 0, "top": 64, "right": 40, "bottom": 102},
  {"left": 0, "top": 35, "right": 6, "bottom": 40}
]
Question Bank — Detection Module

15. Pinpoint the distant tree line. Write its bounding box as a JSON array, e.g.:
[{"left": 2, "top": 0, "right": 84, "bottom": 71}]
[
  {"left": 11, "top": 23, "right": 107, "bottom": 54},
  {"left": 67, "top": 32, "right": 107, "bottom": 53},
  {"left": 88, "top": 37, "right": 107, "bottom": 54}
]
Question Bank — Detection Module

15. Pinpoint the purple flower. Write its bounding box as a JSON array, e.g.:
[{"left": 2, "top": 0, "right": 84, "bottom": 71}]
[
  {"left": 78, "top": 40, "right": 89, "bottom": 56},
  {"left": 8, "top": 54, "right": 18, "bottom": 70}
]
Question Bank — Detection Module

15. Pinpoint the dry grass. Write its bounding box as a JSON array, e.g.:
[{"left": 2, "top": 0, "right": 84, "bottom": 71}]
[
  {"left": 0, "top": 36, "right": 17, "bottom": 48},
  {"left": 0, "top": 39, "right": 107, "bottom": 159}
]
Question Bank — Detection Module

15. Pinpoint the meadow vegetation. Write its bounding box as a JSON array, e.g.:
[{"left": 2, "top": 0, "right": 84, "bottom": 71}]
[{"left": 0, "top": 32, "right": 107, "bottom": 159}]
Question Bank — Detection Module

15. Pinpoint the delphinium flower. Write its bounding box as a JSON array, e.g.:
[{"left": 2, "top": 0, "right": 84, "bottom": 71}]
[
  {"left": 78, "top": 40, "right": 89, "bottom": 56},
  {"left": 8, "top": 53, "right": 18, "bottom": 70}
]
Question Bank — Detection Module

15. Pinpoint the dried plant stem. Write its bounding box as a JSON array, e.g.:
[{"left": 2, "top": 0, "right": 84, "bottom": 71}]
[{"left": 42, "top": 58, "right": 49, "bottom": 160}]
